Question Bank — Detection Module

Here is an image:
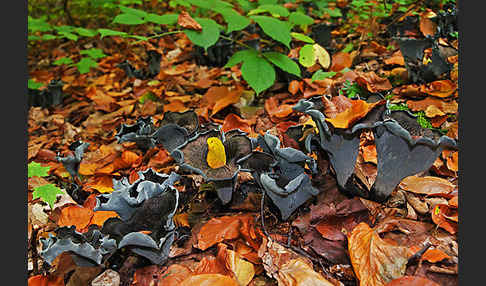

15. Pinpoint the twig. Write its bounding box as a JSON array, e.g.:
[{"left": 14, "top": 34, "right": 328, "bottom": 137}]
[
  {"left": 407, "top": 241, "right": 432, "bottom": 266},
  {"left": 219, "top": 34, "right": 254, "bottom": 50},
  {"left": 131, "top": 30, "right": 183, "bottom": 45},
  {"left": 30, "top": 226, "right": 40, "bottom": 275}
]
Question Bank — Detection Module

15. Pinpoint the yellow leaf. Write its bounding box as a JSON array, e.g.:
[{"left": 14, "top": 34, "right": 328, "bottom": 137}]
[
  {"left": 313, "top": 44, "right": 331, "bottom": 69},
  {"left": 207, "top": 137, "right": 226, "bottom": 169}
]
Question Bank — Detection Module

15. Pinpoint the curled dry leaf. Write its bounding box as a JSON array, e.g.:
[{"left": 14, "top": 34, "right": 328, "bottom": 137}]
[
  {"left": 419, "top": 12, "right": 438, "bottom": 37},
  {"left": 431, "top": 204, "right": 458, "bottom": 234},
  {"left": 406, "top": 98, "right": 457, "bottom": 116},
  {"left": 383, "top": 50, "right": 405, "bottom": 66},
  {"left": 288, "top": 80, "right": 301, "bottom": 95},
  {"left": 313, "top": 44, "right": 331, "bottom": 69},
  {"left": 348, "top": 222, "right": 411, "bottom": 286},
  {"left": 278, "top": 258, "right": 335, "bottom": 286},
  {"left": 57, "top": 205, "right": 118, "bottom": 231},
  {"left": 217, "top": 243, "right": 255, "bottom": 286},
  {"left": 265, "top": 96, "right": 295, "bottom": 120},
  {"left": 356, "top": 71, "right": 393, "bottom": 93},
  {"left": 399, "top": 176, "right": 454, "bottom": 195},
  {"left": 422, "top": 248, "right": 451, "bottom": 263},
  {"left": 178, "top": 11, "right": 202, "bottom": 31},
  {"left": 385, "top": 275, "right": 440, "bottom": 286},
  {"left": 180, "top": 274, "right": 239, "bottom": 286},
  {"left": 420, "top": 80, "right": 457, "bottom": 98},
  {"left": 222, "top": 113, "right": 252, "bottom": 134},
  {"left": 325, "top": 99, "right": 384, "bottom": 129}
]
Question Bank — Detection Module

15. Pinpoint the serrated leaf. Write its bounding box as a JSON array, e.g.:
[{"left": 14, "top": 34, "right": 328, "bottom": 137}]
[
  {"left": 74, "top": 27, "right": 98, "bottom": 37},
  {"left": 113, "top": 13, "right": 146, "bottom": 25},
  {"left": 214, "top": 7, "right": 251, "bottom": 33},
  {"left": 118, "top": 5, "right": 148, "bottom": 18},
  {"left": 299, "top": 44, "right": 315, "bottom": 67},
  {"left": 249, "top": 4, "right": 289, "bottom": 17},
  {"left": 184, "top": 18, "right": 221, "bottom": 50},
  {"left": 263, "top": 52, "right": 300, "bottom": 77},
  {"left": 288, "top": 12, "right": 314, "bottom": 26},
  {"left": 313, "top": 43, "right": 330, "bottom": 69},
  {"left": 146, "top": 13, "right": 179, "bottom": 25},
  {"left": 53, "top": 57, "right": 74, "bottom": 66},
  {"left": 250, "top": 15, "right": 291, "bottom": 48},
  {"left": 75, "top": 57, "right": 98, "bottom": 74},
  {"left": 225, "top": 49, "right": 258, "bottom": 68},
  {"left": 80, "top": 48, "right": 107, "bottom": 60},
  {"left": 291, "top": 32, "right": 314, "bottom": 43},
  {"left": 97, "top": 28, "right": 128, "bottom": 39},
  {"left": 241, "top": 53, "right": 275, "bottom": 94},
  {"left": 32, "top": 184, "right": 64, "bottom": 209},
  {"left": 28, "top": 79, "right": 44, "bottom": 90},
  {"left": 28, "top": 162, "right": 51, "bottom": 178},
  {"left": 311, "top": 70, "right": 337, "bottom": 82}
]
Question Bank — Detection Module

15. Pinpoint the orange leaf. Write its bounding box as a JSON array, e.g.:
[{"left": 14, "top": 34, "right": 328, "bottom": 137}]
[
  {"left": 419, "top": 12, "right": 438, "bottom": 37},
  {"left": 195, "top": 255, "right": 229, "bottom": 275},
  {"left": 89, "top": 211, "right": 119, "bottom": 227},
  {"left": 326, "top": 99, "right": 384, "bottom": 129},
  {"left": 445, "top": 151, "right": 458, "bottom": 172},
  {"left": 177, "top": 11, "right": 202, "bottom": 31},
  {"left": 384, "top": 50, "right": 405, "bottom": 66},
  {"left": 222, "top": 113, "right": 251, "bottom": 134},
  {"left": 265, "top": 97, "right": 294, "bottom": 119},
  {"left": 57, "top": 205, "right": 94, "bottom": 230},
  {"left": 449, "top": 195, "right": 458, "bottom": 208},
  {"left": 163, "top": 100, "right": 189, "bottom": 113},
  {"left": 422, "top": 248, "right": 451, "bottom": 263},
  {"left": 330, "top": 52, "right": 353, "bottom": 72},
  {"left": 420, "top": 80, "right": 457, "bottom": 98},
  {"left": 148, "top": 149, "right": 172, "bottom": 169},
  {"left": 315, "top": 222, "right": 346, "bottom": 241},
  {"left": 204, "top": 86, "right": 229, "bottom": 108},
  {"left": 174, "top": 213, "right": 190, "bottom": 228},
  {"left": 212, "top": 89, "right": 241, "bottom": 116},
  {"left": 431, "top": 204, "right": 457, "bottom": 234},
  {"left": 356, "top": 71, "right": 393, "bottom": 93},
  {"left": 288, "top": 80, "right": 301, "bottom": 95},
  {"left": 217, "top": 243, "right": 255, "bottom": 286},
  {"left": 78, "top": 162, "right": 98, "bottom": 176},
  {"left": 406, "top": 98, "right": 457, "bottom": 115},
  {"left": 348, "top": 222, "right": 410, "bottom": 286},
  {"left": 361, "top": 144, "right": 377, "bottom": 165},
  {"left": 28, "top": 275, "right": 64, "bottom": 286},
  {"left": 85, "top": 175, "right": 114, "bottom": 194},
  {"left": 121, "top": 150, "right": 141, "bottom": 166},
  {"left": 385, "top": 276, "right": 440, "bottom": 286},
  {"left": 196, "top": 215, "right": 253, "bottom": 251},
  {"left": 399, "top": 176, "right": 454, "bottom": 195},
  {"left": 180, "top": 274, "right": 239, "bottom": 286}
]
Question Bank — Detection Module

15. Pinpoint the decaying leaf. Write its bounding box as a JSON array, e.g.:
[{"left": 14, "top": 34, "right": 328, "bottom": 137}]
[
  {"left": 399, "top": 176, "right": 454, "bottom": 195},
  {"left": 278, "top": 258, "right": 334, "bottom": 286},
  {"left": 348, "top": 222, "right": 411, "bottom": 286},
  {"left": 326, "top": 99, "right": 384, "bottom": 129}
]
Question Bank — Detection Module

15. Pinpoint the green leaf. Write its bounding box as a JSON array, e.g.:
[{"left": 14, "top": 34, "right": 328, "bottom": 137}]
[
  {"left": 98, "top": 28, "right": 128, "bottom": 38},
  {"left": 311, "top": 70, "right": 337, "bottom": 82},
  {"left": 288, "top": 12, "right": 314, "bottom": 26},
  {"left": 291, "top": 32, "right": 315, "bottom": 43},
  {"left": 28, "top": 17, "right": 52, "bottom": 33},
  {"left": 321, "top": 7, "right": 342, "bottom": 18},
  {"left": 146, "top": 13, "right": 179, "bottom": 25},
  {"left": 28, "top": 162, "right": 51, "bottom": 178},
  {"left": 250, "top": 16, "right": 291, "bottom": 48},
  {"left": 28, "top": 79, "right": 44, "bottom": 90},
  {"left": 224, "top": 49, "right": 258, "bottom": 68},
  {"left": 214, "top": 7, "right": 251, "bottom": 33},
  {"left": 249, "top": 4, "right": 290, "bottom": 17},
  {"left": 258, "top": 0, "right": 277, "bottom": 5},
  {"left": 74, "top": 27, "right": 98, "bottom": 37},
  {"left": 28, "top": 35, "right": 41, "bottom": 41},
  {"left": 241, "top": 53, "right": 275, "bottom": 95},
  {"left": 118, "top": 5, "right": 148, "bottom": 18},
  {"left": 42, "top": 34, "right": 58, "bottom": 40},
  {"left": 188, "top": 0, "right": 233, "bottom": 9},
  {"left": 342, "top": 43, "right": 354, "bottom": 53},
  {"left": 184, "top": 18, "right": 221, "bottom": 50},
  {"left": 53, "top": 57, "right": 74, "bottom": 66},
  {"left": 32, "top": 184, "right": 64, "bottom": 209},
  {"left": 74, "top": 57, "right": 98, "bottom": 74},
  {"left": 263, "top": 52, "right": 300, "bottom": 77},
  {"left": 80, "top": 48, "right": 107, "bottom": 60},
  {"left": 299, "top": 44, "right": 315, "bottom": 67},
  {"left": 139, "top": 92, "right": 158, "bottom": 104},
  {"left": 123, "top": 35, "right": 149, "bottom": 41},
  {"left": 113, "top": 13, "right": 146, "bottom": 25},
  {"left": 58, "top": 31, "right": 78, "bottom": 41}
]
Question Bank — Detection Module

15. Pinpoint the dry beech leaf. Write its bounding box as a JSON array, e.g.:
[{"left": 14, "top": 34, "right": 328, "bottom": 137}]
[
  {"left": 178, "top": 11, "right": 202, "bottom": 31},
  {"left": 361, "top": 144, "right": 377, "bottom": 165},
  {"left": 288, "top": 80, "right": 301, "bottom": 95},
  {"left": 406, "top": 98, "right": 457, "bottom": 115},
  {"left": 217, "top": 243, "right": 255, "bottom": 286},
  {"left": 194, "top": 255, "right": 229, "bottom": 275},
  {"left": 89, "top": 210, "right": 119, "bottom": 227},
  {"left": 422, "top": 248, "right": 451, "bottom": 263},
  {"left": 265, "top": 97, "right": 295, "bottom": 119},
  {"left": 163, "top": 100, "right": 188, "bottom": 113},
  {"left": 385, "top": 276, "right": 440, "bottom": 286},
  {"left": 156, "top": 264, "right": 194, "bottom": 286},
  {"left": 420, "top": 80, "right": 457, "bottom": 98},
  {"left": 326, "top": 99, "right": 384, "bottom": 129},
  {"left": 445, "top": 151, "right": 458, "bottom": 172},
  {"left": 348, "top": 222, "right": 411, "bottom": 286},
  {"left": 278, "top": 258, "right": 335, "bottom": 286},
  {"left": 212, "top": 89, "right": 241, "bottom": 116},
  {"left": 419, "top": 12, "right": 438, "bottom": 37},
  {"left": 399, "top": 176, "right": 454, "bottom": 195},
  {"left": 85, "top": 175, "right": 114, "bottom": 193},
  {"left": 57, "top": 205, "right": 94, "bottom": 230},
  {"left": 356, "top": 71, "right": 393, "bottom": 93},
  {"left": 222, "top": 113, "right": 252, "bottom": 134},
  {"left": 330, "top": 52, "right": 353, "bottom": 72},
  {"left": 180, "top": 274, "right": 239, "bottom": 286},
  {"left": 196, "top": 214, "right": 254, "bottom": 251},
  {"left": 431, "top": 204, "right": 457, "bottom": 234},
  {"left": 28, "top": 274, "right": 65, "bottom": 286},
  {"left": 383, "top": 51, "right": 405, "bottom": 66}
]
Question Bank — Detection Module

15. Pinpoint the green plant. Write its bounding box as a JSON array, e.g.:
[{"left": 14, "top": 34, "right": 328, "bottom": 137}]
[
  {"left": 339, "top": 80, "right": 364, "bottom": 99},
  {"left": 28, "top": 162, "right": 64, "bottom": 209},
  {"left": 387, "top": 103, "right": 447, "bottom": 133}
]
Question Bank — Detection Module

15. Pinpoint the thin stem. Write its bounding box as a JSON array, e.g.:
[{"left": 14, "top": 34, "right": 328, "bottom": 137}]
[
  {"left": 131, "top": 30, "right": 183, "bottom": 45},
  {"left": 219, "top": 34, "right": 253, "bottom": 50}
]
